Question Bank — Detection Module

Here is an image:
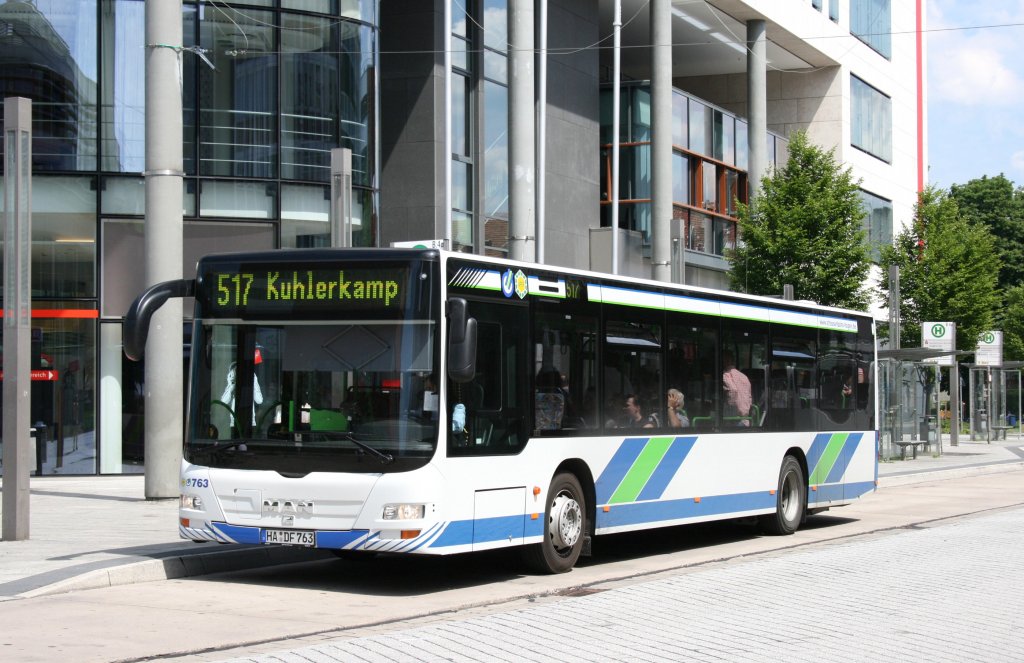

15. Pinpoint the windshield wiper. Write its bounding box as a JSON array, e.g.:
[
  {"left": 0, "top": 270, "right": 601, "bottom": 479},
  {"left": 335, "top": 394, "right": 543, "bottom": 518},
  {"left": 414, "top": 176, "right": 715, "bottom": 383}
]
[{"left": 316, "top": 432, "right": 395, "bottom": 465}]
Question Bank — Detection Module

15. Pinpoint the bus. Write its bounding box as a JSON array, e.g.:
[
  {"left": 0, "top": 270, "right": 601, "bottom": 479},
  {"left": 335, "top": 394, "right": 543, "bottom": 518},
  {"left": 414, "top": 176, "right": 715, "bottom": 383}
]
[{"left": 124, "top": 248, "right": 877, "bottom": 573}]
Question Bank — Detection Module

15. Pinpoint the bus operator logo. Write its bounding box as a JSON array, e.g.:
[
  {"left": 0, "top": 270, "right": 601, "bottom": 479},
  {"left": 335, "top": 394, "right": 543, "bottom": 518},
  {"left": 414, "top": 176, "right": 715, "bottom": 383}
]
[{"left": 501, "top": 268, "right": 515, "bottom": 298}]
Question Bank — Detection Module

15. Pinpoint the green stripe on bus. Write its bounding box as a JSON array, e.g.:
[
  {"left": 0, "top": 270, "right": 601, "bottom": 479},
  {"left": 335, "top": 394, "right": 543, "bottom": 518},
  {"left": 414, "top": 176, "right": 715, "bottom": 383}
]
[
  {"left": 609, "top": 437, "right": 674, "bottom": 504},
  {"left": 810, "top": 433, "right": 848, "bottom": 484}
]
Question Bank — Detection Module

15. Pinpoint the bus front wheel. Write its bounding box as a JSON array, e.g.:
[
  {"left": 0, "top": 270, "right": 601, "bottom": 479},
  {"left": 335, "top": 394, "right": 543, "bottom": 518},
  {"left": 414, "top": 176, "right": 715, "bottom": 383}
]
[
  {"left": 760, "top": 455, "right": 805, "bottom": 535},
  {"left": 522, "top": 473, "right": 586, "bottom": 574}
]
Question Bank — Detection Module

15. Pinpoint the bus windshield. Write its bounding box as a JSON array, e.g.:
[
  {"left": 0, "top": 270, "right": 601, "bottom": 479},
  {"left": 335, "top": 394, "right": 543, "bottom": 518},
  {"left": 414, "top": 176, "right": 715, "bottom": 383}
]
[{"left": 185, "top": 255, "right": 440, "bottom": 474}]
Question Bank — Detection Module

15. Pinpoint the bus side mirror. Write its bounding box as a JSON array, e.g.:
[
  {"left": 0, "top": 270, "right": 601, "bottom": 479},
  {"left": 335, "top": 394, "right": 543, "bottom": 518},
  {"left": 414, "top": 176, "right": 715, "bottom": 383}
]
[
  {"left": 447, "top": 297, "right": 477, "bottom": 383},
  {"left": 124, "top": 278, "right": 196, "bottom": 361}
]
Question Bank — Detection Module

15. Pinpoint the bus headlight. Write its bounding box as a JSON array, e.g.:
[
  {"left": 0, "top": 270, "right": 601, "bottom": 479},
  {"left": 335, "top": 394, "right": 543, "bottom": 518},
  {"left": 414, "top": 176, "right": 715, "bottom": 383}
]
[
  {"left": 180, "top": 494, "right": 204, "bottom": 510},
  {"left": 382, "top": 503, "right": 425, "bottom": 520}
]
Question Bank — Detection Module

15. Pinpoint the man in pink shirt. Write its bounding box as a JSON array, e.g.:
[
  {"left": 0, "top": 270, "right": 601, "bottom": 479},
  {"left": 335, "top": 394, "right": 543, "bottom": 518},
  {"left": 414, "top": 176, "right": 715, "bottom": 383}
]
[{"left": 722, "top": 350, "right": 752, "bottom": 425}]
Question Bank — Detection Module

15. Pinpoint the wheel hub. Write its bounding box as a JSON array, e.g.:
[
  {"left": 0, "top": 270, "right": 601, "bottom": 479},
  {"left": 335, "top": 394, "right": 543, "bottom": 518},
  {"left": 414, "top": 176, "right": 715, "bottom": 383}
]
[{"left": 549, "top": 493, "right": 582, "bottom": 549}]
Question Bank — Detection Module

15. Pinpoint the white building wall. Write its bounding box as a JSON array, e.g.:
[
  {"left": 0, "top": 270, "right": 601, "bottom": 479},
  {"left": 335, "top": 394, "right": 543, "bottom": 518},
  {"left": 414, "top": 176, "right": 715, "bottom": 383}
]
[{"left": 678, "top": 1, "right": 924, "bottom": 237}]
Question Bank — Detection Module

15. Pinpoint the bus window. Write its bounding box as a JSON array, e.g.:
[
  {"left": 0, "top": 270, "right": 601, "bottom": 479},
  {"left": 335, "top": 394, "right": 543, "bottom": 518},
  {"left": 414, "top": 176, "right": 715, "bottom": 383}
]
[
  {"left": 603, "top": 313, "right": 663, "bottom": 430},
  {"left": 448, "top": 300, "right": 528, "bottom": 456},
  {"left": 769, "top": 327, "right": 817, "bottom": 432},
  {"left": 532, "top": 309, "right": 598, "bottom": 433},
  {"left": 721, "top": 320, "right": 768, "bottom": 429},
  {"left": 819, "top": 325, "right": 862, "bottom": 431},
  {"left": 666, "top": 316, "right": 717, "bottom": 431}
]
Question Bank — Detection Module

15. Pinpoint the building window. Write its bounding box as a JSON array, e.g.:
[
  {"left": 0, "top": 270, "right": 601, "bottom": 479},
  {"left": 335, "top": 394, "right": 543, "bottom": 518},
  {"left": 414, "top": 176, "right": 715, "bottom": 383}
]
[
  {"left": 858, "top": 189, "right": 892, "bottom": 262},
  {"left": 481, "top": 0, "right": 509, "bottom": 257},
  {"left": 851, "top": 75, "right": 892, "bottom": 163},
  {"left": 851, "top": 0, "right": 891, "bottom": 59},
  {"left": 450, "top": 0, "right": 509, "bottom": 254}
]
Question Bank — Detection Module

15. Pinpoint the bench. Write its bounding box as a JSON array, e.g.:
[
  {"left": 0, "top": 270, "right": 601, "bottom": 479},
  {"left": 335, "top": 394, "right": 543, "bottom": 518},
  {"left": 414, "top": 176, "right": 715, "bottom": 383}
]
[
  {"left": 990, "top": 425, "right": 1012, "bottom": 441},
  {"left": 894, "top": 440, "right": 925, "bottom": 460}
]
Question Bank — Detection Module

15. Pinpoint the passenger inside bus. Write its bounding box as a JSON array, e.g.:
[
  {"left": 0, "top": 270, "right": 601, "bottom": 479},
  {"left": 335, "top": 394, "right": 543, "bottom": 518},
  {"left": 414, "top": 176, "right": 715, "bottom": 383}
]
[
  {"left": 618, "top": 394, "right": 658, "bottom": 429},
  {"left": 666, "top": 388, "right": 690, "bottom": 428},
  {"left": 722, "top": 350, "right": 752, "bottom": 426}
]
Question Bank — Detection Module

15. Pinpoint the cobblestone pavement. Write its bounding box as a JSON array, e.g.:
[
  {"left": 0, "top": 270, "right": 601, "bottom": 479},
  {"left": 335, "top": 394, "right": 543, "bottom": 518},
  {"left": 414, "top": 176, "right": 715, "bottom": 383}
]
[{"left": 222, "top": 506, "right": 1024, "bottom": 663}]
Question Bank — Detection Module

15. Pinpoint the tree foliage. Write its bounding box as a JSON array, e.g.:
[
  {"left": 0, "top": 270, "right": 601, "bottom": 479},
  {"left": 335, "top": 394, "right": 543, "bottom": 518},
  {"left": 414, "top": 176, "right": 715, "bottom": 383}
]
[
  {"left": 1003, "top": 284, "right": 1024, "bottom": 362},
  {"left": 949, "top": 174, "right": 1024, "bottom": 290},
  {"left": 877, "top": 187, "right": 1002, "bottom": 352},
  {"left": 728, "top": 131, "right": 871, "bottom": 310}
]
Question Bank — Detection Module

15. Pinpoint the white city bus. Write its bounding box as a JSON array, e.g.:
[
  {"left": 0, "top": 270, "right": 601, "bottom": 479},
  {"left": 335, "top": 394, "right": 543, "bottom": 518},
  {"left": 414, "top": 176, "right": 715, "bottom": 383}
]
[{"left": 125, "top": 248, "right": 877, "bottom": 573}]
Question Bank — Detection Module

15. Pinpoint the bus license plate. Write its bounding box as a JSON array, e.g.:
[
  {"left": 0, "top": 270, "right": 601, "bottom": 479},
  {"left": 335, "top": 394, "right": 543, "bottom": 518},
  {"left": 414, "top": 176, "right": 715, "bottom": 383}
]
[{"left": 264, "top": 529, "right": 315, "bottom": 546}]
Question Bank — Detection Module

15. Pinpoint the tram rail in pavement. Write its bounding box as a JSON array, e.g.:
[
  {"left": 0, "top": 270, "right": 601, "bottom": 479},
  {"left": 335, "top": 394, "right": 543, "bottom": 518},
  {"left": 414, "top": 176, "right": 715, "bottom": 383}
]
[{"left": 2, "top": 436, "right": 1022, "bottom": 601}]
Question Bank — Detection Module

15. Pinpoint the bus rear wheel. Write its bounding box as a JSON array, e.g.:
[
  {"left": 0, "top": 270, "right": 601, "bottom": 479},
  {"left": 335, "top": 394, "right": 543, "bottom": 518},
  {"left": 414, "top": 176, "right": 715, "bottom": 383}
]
[
  {"left": 521, "top": 473, "right": 586, "bottom": 574},
  {"left": 760, "top": 455, "right": 805, "bottom": 535}
]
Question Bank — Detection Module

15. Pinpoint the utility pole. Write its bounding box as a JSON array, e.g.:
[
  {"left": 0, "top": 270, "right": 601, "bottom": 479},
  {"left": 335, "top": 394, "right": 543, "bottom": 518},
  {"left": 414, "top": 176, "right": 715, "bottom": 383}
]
[
  {"left": 508, "top": 0, "right": 535, "bottom": 262},
  {"left": 330, "top": 148, "right": 353, "bottom": 247},
  {"left": 2, "top": 97, "right": 33, "bottom": 541},
  {"left": 650, "top": 0, "right": 671, "bottom": 283},
  {"left": 143, "top": 0, "right": 184, "bottom": 499}
]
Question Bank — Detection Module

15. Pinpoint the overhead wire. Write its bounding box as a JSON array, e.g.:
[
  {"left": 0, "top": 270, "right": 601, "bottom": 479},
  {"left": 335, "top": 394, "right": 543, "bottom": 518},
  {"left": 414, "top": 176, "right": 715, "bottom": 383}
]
[{"left": 190, "top": 1, "right": 1024, "bottom": 60}]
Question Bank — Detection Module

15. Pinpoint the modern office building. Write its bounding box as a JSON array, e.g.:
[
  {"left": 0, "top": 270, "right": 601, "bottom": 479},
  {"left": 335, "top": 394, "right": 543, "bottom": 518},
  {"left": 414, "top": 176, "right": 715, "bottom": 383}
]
[{"left": 0, "top": 0, "right": 924, "bottom": 476}]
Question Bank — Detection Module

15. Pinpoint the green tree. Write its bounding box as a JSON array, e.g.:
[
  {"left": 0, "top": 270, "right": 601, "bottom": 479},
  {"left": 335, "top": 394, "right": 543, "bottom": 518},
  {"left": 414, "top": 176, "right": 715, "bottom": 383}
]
[
  {"left": 878, "top": 187, "right": 1002, "bottom": 352},
  {"left": 728, "top": 131, "right": 871, "bottom": 310},
  {"left": 1003, "top": 284, "right": 1024, "bottom": 361},
  {"left": 949, "top": 174, "right": 1024, "bottom": 290}
]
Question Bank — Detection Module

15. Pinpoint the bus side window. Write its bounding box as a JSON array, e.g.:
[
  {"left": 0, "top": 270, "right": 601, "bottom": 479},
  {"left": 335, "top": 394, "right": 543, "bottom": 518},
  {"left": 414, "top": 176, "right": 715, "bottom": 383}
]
[
  {"left": 448, "top": 302, "right": 528, "bottom": 455},
  {"left": 532, "top": 306, "right": 599, "bottom": 434}
]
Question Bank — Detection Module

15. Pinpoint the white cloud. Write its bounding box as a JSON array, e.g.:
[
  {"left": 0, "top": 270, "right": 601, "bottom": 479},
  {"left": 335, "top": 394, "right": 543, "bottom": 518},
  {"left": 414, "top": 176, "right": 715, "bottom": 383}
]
[
  {"left": 928, "top": 3, "right": 1024, "bottom": 107},
  {"left": 1011, "top": 151, "right": 1024, "bottom": 177},
  {"left": 930, "top": 43, "right": 1024, "bottom": 107}
]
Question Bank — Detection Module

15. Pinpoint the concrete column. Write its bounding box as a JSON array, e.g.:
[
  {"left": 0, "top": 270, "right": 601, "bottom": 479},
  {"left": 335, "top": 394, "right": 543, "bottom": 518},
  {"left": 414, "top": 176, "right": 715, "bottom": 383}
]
[
  {"left": 746, "top": 19, "right": 767, "bottom": 199},
  {"left": 3, "top": 97, "right": 32, "bottom": 541},
  {"left": 143, "top": 0, "right": 184, "bottom": 499},
  {"left": 508, "top": 0, "right": 535, "bottom": 262},
  {"left": 330, "top": 148, "right": 353, "bottom": 247},
  {"left": 650, "top": 0, "right": 672, "bottom": 282}
]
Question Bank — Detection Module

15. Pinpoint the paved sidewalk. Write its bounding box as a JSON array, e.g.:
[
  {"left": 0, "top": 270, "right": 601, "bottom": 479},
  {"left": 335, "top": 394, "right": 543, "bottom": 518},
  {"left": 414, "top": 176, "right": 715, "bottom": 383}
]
[
  {"left": 1, "top": 436, "right": 1022, "bottom": 601},
  {"left": 221, "top": 504, "right": 1024, "bottom": 663}
]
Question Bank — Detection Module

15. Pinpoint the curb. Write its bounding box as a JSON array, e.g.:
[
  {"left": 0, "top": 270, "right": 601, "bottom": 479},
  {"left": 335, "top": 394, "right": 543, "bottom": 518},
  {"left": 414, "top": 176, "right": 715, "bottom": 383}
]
[
  {"left": 17, "top": 545, "right": 332, "bottom": 600},
  {"left": 878, "top": 459, "right": 1024, "bottom": 487}
]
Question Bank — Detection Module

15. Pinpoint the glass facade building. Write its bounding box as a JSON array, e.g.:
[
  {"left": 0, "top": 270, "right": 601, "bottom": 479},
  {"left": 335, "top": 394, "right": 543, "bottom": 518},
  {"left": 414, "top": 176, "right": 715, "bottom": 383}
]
[
  {"left": 600, "top": 84, "right": 787, "bottom": 269},
  {"left": 0, "top": 0, "right": 379, "bottom": 475}
]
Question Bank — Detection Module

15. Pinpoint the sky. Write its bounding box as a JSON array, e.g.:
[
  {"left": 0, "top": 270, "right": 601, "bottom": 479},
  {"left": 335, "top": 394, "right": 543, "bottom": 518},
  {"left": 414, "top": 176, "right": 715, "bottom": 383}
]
[{"left": 927, "top": 1, "right": 1024, "bottom": 189}]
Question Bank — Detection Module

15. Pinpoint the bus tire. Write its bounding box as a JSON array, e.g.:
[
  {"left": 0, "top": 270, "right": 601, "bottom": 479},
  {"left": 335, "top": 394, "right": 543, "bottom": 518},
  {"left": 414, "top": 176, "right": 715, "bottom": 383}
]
[
  {"left": 521, "top": 473, "right": 586, "bottom": 574},
  {"left": 760, "top": 455, "right": 805, "bottom": 535}
]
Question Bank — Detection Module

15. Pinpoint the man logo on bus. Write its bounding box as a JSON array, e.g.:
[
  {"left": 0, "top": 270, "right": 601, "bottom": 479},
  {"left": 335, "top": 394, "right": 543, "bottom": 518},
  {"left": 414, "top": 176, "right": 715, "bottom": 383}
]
[
  {"left": 501, "top": 268, "right": 515, "bottom": 298},
  {"left": 932, "top": 324, "right": 945, "bottom": 338},
  {"left": 514, "top": 270, "right": 528, "bottom": 299}
]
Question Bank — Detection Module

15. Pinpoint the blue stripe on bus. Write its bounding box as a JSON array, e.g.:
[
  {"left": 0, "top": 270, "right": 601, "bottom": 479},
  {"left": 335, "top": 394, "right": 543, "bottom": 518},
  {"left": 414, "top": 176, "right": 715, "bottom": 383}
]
[
  {"left": 472, "top": 514, "right": 525, "bottom": 544},
  {"left": 210, "top": 522, "right": 262, "bottom": 544},
  {"left": 596, "top": 490, "right": 777, "bottom": 529},
  {"left": 595, "top": 437, "right": 650, "bottom": 504},
  {"left": 824, "top": 432, "right": 864, "bottom": 484},
  {"left": 805, "top": 433, "right": 833, "bottom": 473},
  {"left": 636, "top": 436, "right": 697, "bottom": 502},
  {"left": 317, "top": 530, "right": 371, "bottom": 549},
  {"left": 431, "top": 520, "right": 474, "bottom": 547},
  {"left": 405, "top": 523, "right": 447, "bottom": 553},
  {"left": 815, "top": 480, "right": 876, "bottom": 502},
  {"left": 389, "top": 522, "right": 443, "bottom": 553},
  {"left": 424, "top": 480, "right": 879, "bottom": 550},
  {"left": 429, "top": 514, "right": 548, "bottom": 549}
]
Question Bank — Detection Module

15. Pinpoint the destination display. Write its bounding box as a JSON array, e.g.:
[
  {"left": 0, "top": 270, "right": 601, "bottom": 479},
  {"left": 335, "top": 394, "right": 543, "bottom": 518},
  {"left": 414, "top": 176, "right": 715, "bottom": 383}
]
[{"left": 199, "top": 264, "right": 411, "bottom": 317}]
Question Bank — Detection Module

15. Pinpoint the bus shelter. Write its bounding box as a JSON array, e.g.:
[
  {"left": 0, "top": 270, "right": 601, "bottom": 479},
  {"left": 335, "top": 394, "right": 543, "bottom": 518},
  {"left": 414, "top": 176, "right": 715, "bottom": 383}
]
[
  {"left": 965, "top": 362, "right": 1023, "bottom": 442},
  {"left": 877, "top": 348, "right": 967, "bottom": 461}
]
